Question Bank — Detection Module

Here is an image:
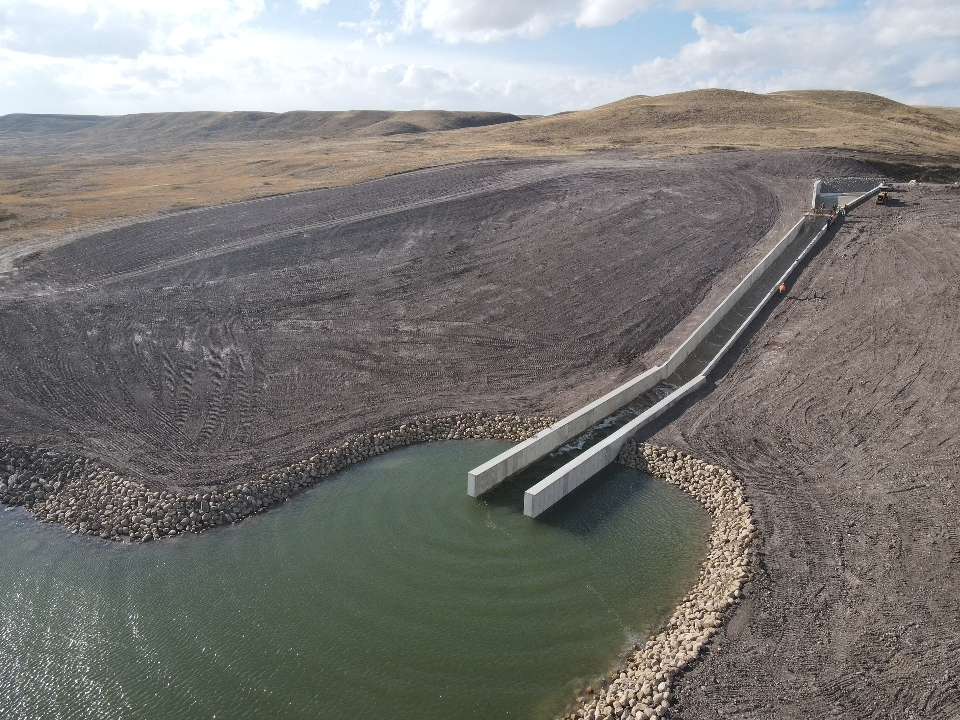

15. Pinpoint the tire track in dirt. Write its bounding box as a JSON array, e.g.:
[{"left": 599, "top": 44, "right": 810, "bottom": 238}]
[
  {"left": 0, "top": 151, "right": 874, "bottom": 492},
  {"left": 652, "top": 185, "right": 960, "bottom": 719}
]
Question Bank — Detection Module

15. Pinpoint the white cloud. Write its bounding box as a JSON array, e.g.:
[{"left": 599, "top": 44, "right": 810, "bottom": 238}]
[
  {"left": 0, "top": 0, "right": 264, "bottom": 58},
  {"left": 909, "top": 57, "right": 960, "bottom": 89},
  {"left": 673, "top": 0, "right": 832, "bottom": 10},
  {"left": 339, "top": 1, "right": 395, "bottom": 44},
  {"left": 401, "top": 0, "right": 580, "bottom": 43},
  {"left": 0, "top": 23, "right": 629, "bottom": 115},
  {"left": 298, "top": 0, "right": 330, "bottom": 10},
  {"left": 575, "top": 0, "right": 651, "bottom": 28},
  {"left": 399, "top": 0, "right": 678, "bottom": 41},
  {"left": 0, "top": 0, "right": 956, "bottom": 115},
  {"left": 865, "top": 0, "right": 960, "bottom": 46},
  {"left": 399, "top": 0, "right": 841, "bottom": 42},
  {"left": 629, "top": 6, "right": 960, "bottom": 103}
]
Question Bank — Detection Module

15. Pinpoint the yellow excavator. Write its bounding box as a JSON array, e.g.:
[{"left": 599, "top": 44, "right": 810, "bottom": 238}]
[{"left": 876, "top": 191, "right": 888, "bottom": 205}]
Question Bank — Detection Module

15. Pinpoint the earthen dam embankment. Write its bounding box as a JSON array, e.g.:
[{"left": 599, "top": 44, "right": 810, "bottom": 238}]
[
  {"left": 471, "top": 179, "right": 882, "bottom": 519},
  {"left": 0, "top": 150, "right": 875, "bottom": 507}
]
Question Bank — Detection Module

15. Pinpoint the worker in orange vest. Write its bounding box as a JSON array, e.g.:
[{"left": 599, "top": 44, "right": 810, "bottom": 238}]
[{"left": 779, "top": 283, "right": 788, "bottom": 294}]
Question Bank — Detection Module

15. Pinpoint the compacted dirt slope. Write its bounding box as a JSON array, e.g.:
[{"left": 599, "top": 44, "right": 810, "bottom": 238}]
[
  {"left": 651, "top": 185, "right": 960, "bottom": 719},
  {"left": 0, "top": 150, "right": 868, "bottom": 492}
]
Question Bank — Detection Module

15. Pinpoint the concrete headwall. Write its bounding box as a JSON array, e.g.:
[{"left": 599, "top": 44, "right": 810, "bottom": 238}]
[
  {"left": 467, "top": 365, "right": 664, "bottom": 496},
  {"left": 523, "top": 375, "right": 705, "bottom": 517},
  {"left": 816, "top": 178, "right": 880, "bottom": 209}
]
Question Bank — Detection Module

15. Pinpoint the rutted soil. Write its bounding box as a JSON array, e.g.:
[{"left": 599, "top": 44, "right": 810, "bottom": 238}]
[
  {"left": 0, "top": 150, "right": 867, "bottom": 493},
  {"left": 650, "top": 184, "right": 960, "bottom": 719}
]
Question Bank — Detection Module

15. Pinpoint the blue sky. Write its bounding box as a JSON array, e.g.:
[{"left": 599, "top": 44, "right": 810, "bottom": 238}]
[{"left": 1, "top": 0, "right": 957, "bottom": 115}]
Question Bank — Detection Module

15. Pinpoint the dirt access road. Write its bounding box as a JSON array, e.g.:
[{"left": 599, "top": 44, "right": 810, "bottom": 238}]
[
  {"left": 0, "top": 150, "right": 868, "bottom": 491},
  {"left": 650, "top": 184, "right": 960, "bottom": 719}
]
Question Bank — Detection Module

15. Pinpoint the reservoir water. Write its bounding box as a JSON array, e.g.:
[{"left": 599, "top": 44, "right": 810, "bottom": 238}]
[{"left": 0, "top": 440, "right": 709, "bottom": 720}]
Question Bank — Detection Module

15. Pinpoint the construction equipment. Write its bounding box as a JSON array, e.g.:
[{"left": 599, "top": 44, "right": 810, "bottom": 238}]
[{"left": 876, "top": 191, "right": 888, "bottom": 205}]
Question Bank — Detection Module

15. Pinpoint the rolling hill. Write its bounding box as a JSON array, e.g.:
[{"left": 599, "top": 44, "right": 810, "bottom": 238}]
[{"left": 1, "top": 89, "right": 958, "bottom": 247}]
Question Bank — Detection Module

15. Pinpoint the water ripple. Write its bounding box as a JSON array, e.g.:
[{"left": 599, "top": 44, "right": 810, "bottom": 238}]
[{"left": 0, "top": 441, "right": 709, "bottom": 720}]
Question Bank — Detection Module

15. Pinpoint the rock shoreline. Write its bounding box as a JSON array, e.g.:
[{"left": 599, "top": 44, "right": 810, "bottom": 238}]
[
  {"left": 1, "top": 421, "right": 752, "bottom": 720},
  {"left": 562, "top": 440, "right": 755, "bottom": 720},
  {"left": 0, "top": 413, "right": 555, "bottom": 541}
]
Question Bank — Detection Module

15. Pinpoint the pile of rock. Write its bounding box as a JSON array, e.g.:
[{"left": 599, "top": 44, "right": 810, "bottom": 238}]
[
  {"left": 0, "top": 412, "right": 555, "bottom": 542},
  {"left": 565, "top": 441, "right": 755, "bottom": 720}
]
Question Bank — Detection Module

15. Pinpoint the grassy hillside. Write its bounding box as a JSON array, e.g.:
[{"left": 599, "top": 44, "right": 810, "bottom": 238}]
[
  {"left": 0, "top": 109, "right": 524, "bottom": 155},
  {"left": 493, "top": 89, "right": 960, "bottom": 157},
  {"left": 1, "top": 89, "right": 958, "bottom": 247}
]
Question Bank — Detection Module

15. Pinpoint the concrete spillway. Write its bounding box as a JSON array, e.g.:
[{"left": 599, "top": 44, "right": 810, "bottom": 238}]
[{"left": 469, "top": 179, "right": 883, "bottom": 517}]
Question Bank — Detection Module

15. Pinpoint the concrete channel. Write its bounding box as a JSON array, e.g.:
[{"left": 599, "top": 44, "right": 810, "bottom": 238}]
[{"left": 468, "top": 180, "right": 883, "bottom": 517}]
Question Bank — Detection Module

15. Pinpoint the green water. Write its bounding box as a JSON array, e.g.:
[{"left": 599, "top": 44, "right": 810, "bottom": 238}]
[{"left": 0, "top": 441, "right": 710, "bottom": 720}]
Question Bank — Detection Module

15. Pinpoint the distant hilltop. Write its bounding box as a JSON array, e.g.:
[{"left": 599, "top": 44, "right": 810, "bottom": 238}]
[
  {"left": 0, "top": 109, "right": 524, "bottom": 154},
  {"left": 1, "top": 88, "right": 957, "bottom": 244},
  {"left": 496, "top": 89, "right": 960, "bottom": 158},
  {"left": 2, "top": 89, "right": 958, "bottom": 164}
]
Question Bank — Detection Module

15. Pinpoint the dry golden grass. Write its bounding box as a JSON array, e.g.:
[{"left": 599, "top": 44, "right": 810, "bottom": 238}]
[
  {"left": 1, "top": 89, "right": 958, "bottom": 250},
  {"left": 495, "top": 89, "right": 960, "bottom": 156}
]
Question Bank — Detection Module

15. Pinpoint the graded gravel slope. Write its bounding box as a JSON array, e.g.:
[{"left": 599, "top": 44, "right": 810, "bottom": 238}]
[
  {"left": 651, "top": 185, "right": 960, "bottom": 719},
  {"left": 0, "top": 150, "right": 868, "bottom": 493}
]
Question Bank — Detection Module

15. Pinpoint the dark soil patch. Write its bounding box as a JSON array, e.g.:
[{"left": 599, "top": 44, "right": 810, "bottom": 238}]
[
  {"left": 651, "top": 184, "right": 960, "bottom": 719},
  {"left": 860, "top": 156, "right": 960, "bottom": 184},
  {"left": 0, "top": 150, "right": 869, "bottom": 495}
]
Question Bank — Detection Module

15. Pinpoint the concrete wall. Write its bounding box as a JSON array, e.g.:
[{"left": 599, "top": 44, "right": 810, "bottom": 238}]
[
  {"left": 520, "top": 183, "right": 883, "bottom": 517},
  {"left": 700, "top": 221, "right": 828, "bottom": 378},
  {"left": 661, "top": 216, "right": 808, "bottom": 377},
  {"left": 468, "top": 365, "right": 664, "bottom": 496},
  {"left": 469, "top": 215, "right": 809, "bottom": 497},
  {"left": 468, "top": 182, "right": 880, "bottom": 501},
  {"left": 524, "top": 375, "right": 706, "bottom": 517},
  {"left": 847, "top": 185, "right": 883, "bottom": 210},
  {"left": 816, "top": 180, "right": 880, "bottom": 211},
  {"left": 697, "top": 184, "right": 879, "bottom": 379}
]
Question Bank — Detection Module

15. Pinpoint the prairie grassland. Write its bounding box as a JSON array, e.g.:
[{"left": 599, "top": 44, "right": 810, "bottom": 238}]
[{"left": 1, "top": 89, "right": 958, "bottom": 250}]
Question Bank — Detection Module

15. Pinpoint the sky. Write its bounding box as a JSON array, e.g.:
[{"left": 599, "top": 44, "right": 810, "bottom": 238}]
[{"left": 0, "top": 0, "right": 958, "bottom": 116}]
